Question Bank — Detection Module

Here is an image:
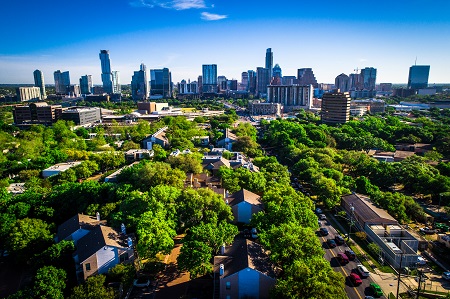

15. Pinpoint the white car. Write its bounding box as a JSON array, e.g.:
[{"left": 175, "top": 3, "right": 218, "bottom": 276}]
[
  {"left": 319, "top": 214, "right": 327, "bottom": 220},
  {"left": 417, "top": 256, "right": 426, "bottom": 265},
  {"left": 356, "top": 264, "right": 370, "bottom": 277}
]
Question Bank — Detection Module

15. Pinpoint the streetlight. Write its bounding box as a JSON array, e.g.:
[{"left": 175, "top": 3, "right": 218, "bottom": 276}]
[
  {"left": 348, "top": 204, "right": 355, "bottom": 241},
  {"left": 396, "top": 251, "right": 404, "bottom": 299}
]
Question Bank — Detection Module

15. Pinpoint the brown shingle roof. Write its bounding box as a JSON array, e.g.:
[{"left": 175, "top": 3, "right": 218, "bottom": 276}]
[
  {"left": 227, "top": 189, "right": 262, "bottom": 206},
  {"left": 214, "top": 236, "right": 276, "bottom": 279},
  {"left": 75, "top": 225, "right": 128, "bottom": 262},
  {"left": 57, "top": 214, "right": 106, "bottom": 241}
]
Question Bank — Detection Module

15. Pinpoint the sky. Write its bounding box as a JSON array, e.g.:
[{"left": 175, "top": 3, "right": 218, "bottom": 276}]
[{"left": 1, "top": 0, "right": 450, "bottom": 85}]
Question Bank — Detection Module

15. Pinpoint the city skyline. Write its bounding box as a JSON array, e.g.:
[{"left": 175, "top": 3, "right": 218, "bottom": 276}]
[{"left": 1, "top": 0, "right": 450, "bottom": 84}]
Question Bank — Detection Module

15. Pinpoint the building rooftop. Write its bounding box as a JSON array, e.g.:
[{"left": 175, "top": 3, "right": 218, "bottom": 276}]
[
  {"left": 43, "top": 161, "right": 82, "bottom": 172},
  {"left": 227, "top": 189, "right": 262, "bottom": 206},
  {"left": 57, "top": 214, "right": 106, "bottom": 242},
  {"left": 342, "top": 193, "right": 398, "bottom": 226}
]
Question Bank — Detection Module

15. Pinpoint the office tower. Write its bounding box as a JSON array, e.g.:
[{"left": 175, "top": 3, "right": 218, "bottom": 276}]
[
  {"left": 80, "top": 75, "right": 93, "bottom": 94},
  {"left": 267, "top": 85, "right": 313, "bottom": 111},
  {"left": 273, "top": 64, "right": 282, "bottom": 78},
  {"left": 218, "top": 76, "right": 227, "bottom": 91},
  {"left": 265, "top": 48, "right": 273, "bottom": 78},
  {"left": 321, "top": 91, "right": 351, "bottom": 124},
  {"left": 178, "top": 79, "right": 198, "bottom": 94},
  {"left": 16, "top": 87, "right": 42, "bottom": 102},
  {"left": 407, "top": 65, "right": 430, "bottom": 89},
  {"left": 54, "top": 70, "right": 70, "bottom": 94},
  {"left": 131, "top": 63, "right": 149, "bottom": 100},
  {"left": 112, "top": 71, "right": 121, "bottom": 94},
  {"left": 360, "top": 67, "right": 377, "bottom": 90},
  {"left": 256, "top": 67, "right": 270, "bottom": 97},
  {"left": 247, "top": 70, "right": 256, "bottom": 94},
  {"left": 282, "top": 76, "right": 297, "bottom": 85},
  {"left": 227, "top": 80, "right": 238, "bottom": 91},
  {"left": 99, "top": 50, "right": 113, "bottom": 93},
  {"left": 202, "top": 64, "right": 217, "bottom": 94},
  {"left": 241, "top": 72, "right": 248, "bottom": 88},
  {"left": 335, "top": 73, "right": 350, "bottom": 92},
  {"left": 378, "top": 83, "right": 392, "bottom": 92},
  {"left": 349, "top": 73, "right": 363, "bottom": 90},
  {"left": 13, "top": 102, "right": 62, "bottom": 125},
  {"left": 150, "top": 68, "right": 172, "bottom": 97},
  {"left": 297, "top": 68, "right": 318, "bottom": 87},
  {"left": 198, "top": 76, "right": 203, "bottom": 94},
  {"left": 33, "top": 70, "right": 46, "bottom": 99}
]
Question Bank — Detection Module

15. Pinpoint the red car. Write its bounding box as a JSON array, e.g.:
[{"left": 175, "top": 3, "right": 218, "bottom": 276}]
[{"left": 349, "top": 273, "right": 362, "bottom": 286}]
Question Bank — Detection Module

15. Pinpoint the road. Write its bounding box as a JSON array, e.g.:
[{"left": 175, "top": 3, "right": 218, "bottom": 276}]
[{"left": 319, "top": 219, "right": 386, "bottom": 299}]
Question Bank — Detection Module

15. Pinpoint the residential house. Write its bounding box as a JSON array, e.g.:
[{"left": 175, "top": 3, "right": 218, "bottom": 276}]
[
  {"left": 73, "top": 225, "right": 134, "bottom": 281},
  {"left": 203, "top": 157, "right": 231, "bottom": 176},
  {"left": 42, "top": 161, "right": 82, "bottom": 178},
  {"left": 142, "top": 126, "right": 169, "bottom": 149},
  {"left": 184, "top": 173, "right": 225, "bottom": 197},
  {"left": 214, "top": 237, "right": 277, "bottom": 299},
  {"left": 56, "top": 213, "right": 106, "bottom": 245},
  {"left": 124, "top": 149, "right": 153, "bottom": 162},
  {"left": 216, "top": 128, "right": 237, "bottom": 151},
  {"left": 226, "top": 189, "right": 263, "bottom": 224}
]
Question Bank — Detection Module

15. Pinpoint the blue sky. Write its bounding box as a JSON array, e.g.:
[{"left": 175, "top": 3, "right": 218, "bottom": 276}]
[{"left": 1, "top": 0, "right": 449, "bottom": 85}]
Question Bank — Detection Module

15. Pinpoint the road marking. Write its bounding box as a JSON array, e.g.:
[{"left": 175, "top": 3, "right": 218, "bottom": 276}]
[{"left": 322, "top": 236, "right": 363, "bottom": 299}]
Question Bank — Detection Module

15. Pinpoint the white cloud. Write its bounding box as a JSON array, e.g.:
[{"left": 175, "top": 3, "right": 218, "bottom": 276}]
[
  {"left": 130, "top": 0, "right": 206, "bottom": 10},
  {"left": 359, "top": 58, "right": 368, "bottom": 62},
  {"left": 201, "top": 12, "right": 227, "bottom": 21}
]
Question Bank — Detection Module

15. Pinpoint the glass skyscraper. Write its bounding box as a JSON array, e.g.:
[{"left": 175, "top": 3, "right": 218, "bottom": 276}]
[
  {"left": 202, "top": 64, "right": 217, "bottom": 94},
  {"left": 99, "top": 50, "right": 113, "bottom": 93},
  {"left": 131, "top": 63, "right": 149, "bottom": 100},
  {"left": 33, "top": 69, "right": 46, "bottom": 99},
  {"left": 408, "top": 65, "right": 430, "bottom": 89},
  {"left": 265, "top": 48, "right": 273, "bottom": 78},
  {"left": 150, "top": 68, "right": 172, "bottom": 98},
  {"left": 54, "top": 70, "right": 70, "bottom": 94},
  {"left": 80, "top": 75, "right": 93, "bottom": 95},
  {"left": 361, "top": 67, "right": 377, "bottom": 90}
]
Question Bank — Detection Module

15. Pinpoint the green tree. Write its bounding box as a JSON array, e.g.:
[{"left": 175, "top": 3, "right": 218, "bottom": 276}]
[
  {"left": 33, "top": 266, "right": 66, "bottom": 299},
  {"left": 177, "top": 240, "right": 212, "bottom": 279},
  {"left": 108, "top": 263, "right": 135, "bottom": 288},
  {"left": 68, "top": 275, "right": 115, "bottom": 299},
  {"left": 167, "top": 152, "right": 203, "bottom": 174},
  {"left": 184, "top": 221, "right": 238, "bottom": 255}
]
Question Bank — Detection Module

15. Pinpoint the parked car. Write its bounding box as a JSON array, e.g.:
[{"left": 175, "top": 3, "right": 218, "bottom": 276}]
[
  {"left": 335, "top": 235, "right": 345, "bottom": 245},
  {"left": 370, "top": 282, "right": 383, "bottom": 297},
  {"left": 134, "top": 277, "right": 150, "bottom": 288},
  {"left": 319, "top": 227, "right": 329, "bottom": 236},
  {"left": 315, "top": 208, "right": 323, "bottom": 214},
  {"left": 417, "top": 256, "right": 426, "bottom": 265},
  {"left": 251, "top": 228, "right": 258, "bottom": 239},
  {"left": 319, "top": 214, "right": 327, "bottom": 220},
  {"left": 345, "top": 249, "right": 356, "bottom": 260},
  {"left": 442, "top": 271, "right": 450, "bottom": 280},
  {"left": 356, "top": 264, "right": 370, "bottom": 277},
  {"left": 419, "top": 227, "right": 436, "bottom": 234},
  {"left": 337, "top": 252, "right": 349, "bottom": 264},
  {"left": 349, "top": 273, "right": 362, "bottom": 286},
  {"left": 327, "top": 239, "right": 337, "bottom": 248}
]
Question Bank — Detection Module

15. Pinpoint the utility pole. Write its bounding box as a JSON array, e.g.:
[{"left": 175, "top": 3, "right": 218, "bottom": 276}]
[
  {"left": 396, "top": 252, "right": 404, "bottom": 299},
  {"left": 416, "top": 269, "right": 423, "bottom": 299}
]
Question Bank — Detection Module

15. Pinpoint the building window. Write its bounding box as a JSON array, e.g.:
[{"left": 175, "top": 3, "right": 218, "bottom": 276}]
[
  {"left": 226, "top": 281, "right": 231, "bottom": 290},
  {"left": 85, "top": 263, "right": 91, "bottom": 271}
]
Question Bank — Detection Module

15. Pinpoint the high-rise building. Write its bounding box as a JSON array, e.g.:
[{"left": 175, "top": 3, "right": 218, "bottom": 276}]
[
  {"left": 178, "top": 79, "right": 198, "bottom": 94},
  {"left": 267, "top": 85, "right": 313, "bottom": 111},
  {"left": 407, "top": 65, "right": 430, "bottom": 89},
  {"left": 247, "top": 70, "right": 256, "bottom": 94},
  {"left": 131, "top": 63, "right": 149, "bottom": 100},
  {"left": 150, "top": 68, "right": 172, "bottom": 98},
  {"left": 16, "top": 87, "right": 42, "bottom": 102},
  {"left": 54, "top": 70, "right": 70, "bottom": 94},
  {"left": 321, "top": 91, "right": 351, "bottom": 124},
  {"left": 202, "top": 64, "right": 217, "bottom": 94},
  {"left": 335, "top": 73, "right": 350, "bottom": 92},
  {"left": 256, "top": 67, "right": 270, "bottom": 97},
  {"left": 265, "top": 48, "right": 273, "bottom": 78},
  {"left": 349, "top": 73, "right": 363, "bottom": 90},
  {"left": 99, "top": 50, "right": 113, "bottom": 93},
  {"left": 273, "top": 64, "right": 282, "bottom": 78},
  {"left": 282, "top": 76, "right": 296, "bottom": 85},
  {"left": 297, "top": 68, "right": 318, "bottom": 87},
  {"left": 198, "top": 76, "right": 203, "bottom": 94},
  {"left": 227, "top": 80, "right": 238, "bottom": 91},
  {"left": 80, "top": 75, "right": 93, "bottom": 95},
  {"left": 241, "top": 72, "right": 248, "bottom": 89},
  {"left": 218, "top": 75, "right": 227, "bottom": 92},
  {"left": 33, "top": 70, "right": 46, "bottom": 99},
  {"left": 112, "top": 71, "right": 121, "bottom": 94},
  {"left": 360, "top": 67, "right": 377, "bottom": 90}
]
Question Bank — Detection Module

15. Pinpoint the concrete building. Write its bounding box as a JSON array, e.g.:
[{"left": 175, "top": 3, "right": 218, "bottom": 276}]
[
  {"left": 351, "top": 98, "right": 385, "bottom": 114},
  {"left": 266, "top": 84, "right": 313, "bottom": 111},
  {"left": 42, "top": 161, "right": 82, "bottom": 178},
  {"left": 54, "top": 70, "right": 70, "bottom": 94},
  {"left": 80, "top": 75, "right": 93, "bottom": 95},
  {"left": 335, "top": 73, "right": 350, "bottom": 92},
  {"left": 408, "top": 65, "right": 430, "bottom": 89},
  {"left": 321, "top": 91, "right": 351, "bottom": 124},
  {"left": 33, "top": 69, "right": 46, "bottom": 99},
  {"left": 342, "top": 193, "right": 420, "bottom": 269},
  {"left": 150, "top": 68, "right": 172, "bottom": 98},
  {"left": 16, "top": 87, "right": 41, "bottom": 102},
  {"left": 131, "top": 63, "right": 149, "bottom": 100},
  {"left": 202, "top": 64, "right": 218, "bottom": 94},
  {"left": 60, "top": 107, "right": 101, "bottom": 125},
  {"left": 13, "top": 102, "right": 62, "bottom": 125},
  {"left": 248, "top": 101, "right": 281, "bottom": 116},
  {"left": 178, "top": 79, "right": 198, "bottom": 95},
  {"left": 297, "top": 68, "right": 318, "bottom": 87},
  {"left": 350, "top": 89, "right": 377, "bottom": 99},
  {"left": 247, "top": 70, "right": 257, "bottom": 94}
]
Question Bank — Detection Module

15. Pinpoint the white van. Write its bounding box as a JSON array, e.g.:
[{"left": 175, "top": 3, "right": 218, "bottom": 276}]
[{"left": 356, "top": 264, "right": 370, "bottom": 277}]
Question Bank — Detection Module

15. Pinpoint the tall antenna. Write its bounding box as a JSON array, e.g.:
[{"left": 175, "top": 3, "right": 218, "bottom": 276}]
[{"left": 354, "top": 67, "right": 359, "bottom": 74}]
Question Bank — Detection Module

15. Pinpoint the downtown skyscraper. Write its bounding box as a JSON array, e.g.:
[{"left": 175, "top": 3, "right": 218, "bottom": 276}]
[
  {"left": 33, "top": 69, "right": 46, "bottom": 99},
  {"left": 131, "top": 63, "right": 149, "bottom": 100},
  {"left": 99, "top": 50, "right": 113, "bottom": 94},
  {"left": 360, "top": 67, "right": 377, "bottom": 90},
  {"left": 80, "top": 75, "right": 93, "bottom": 95},
  {"left": 54, "top": 70, "right": 70, "bottom": 94},
  {"left": 150, "top": 68, "right": 172, "bottom": 98},
  {"left": 265, "top": 48, "right": 273, "bottom": 78},
  {"left": 202, "top": 64, "right": 217, "bottom": 94},
  {"left": 408, "top": 65, "right": 430, "bottom": 89}
]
